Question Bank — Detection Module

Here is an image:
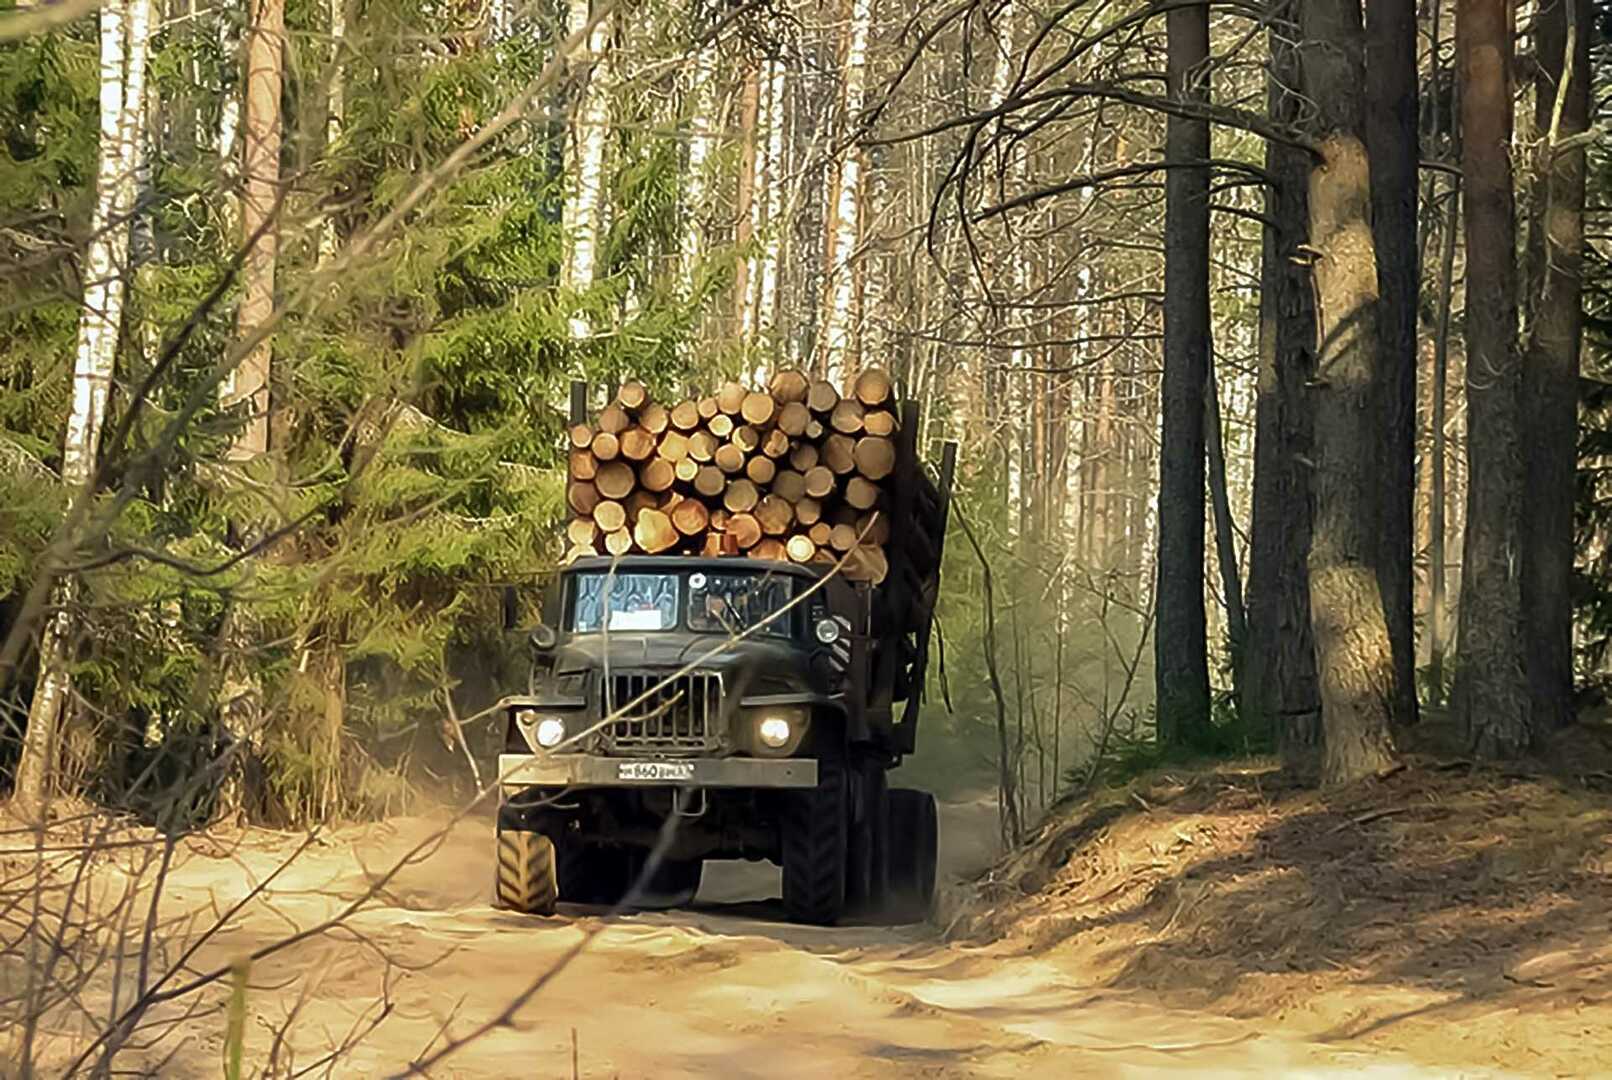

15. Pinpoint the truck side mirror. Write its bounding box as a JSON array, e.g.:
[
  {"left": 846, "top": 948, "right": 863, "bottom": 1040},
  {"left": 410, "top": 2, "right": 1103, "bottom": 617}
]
[{"left": 529, "top": 623, "right": 558, "bottom": 651}]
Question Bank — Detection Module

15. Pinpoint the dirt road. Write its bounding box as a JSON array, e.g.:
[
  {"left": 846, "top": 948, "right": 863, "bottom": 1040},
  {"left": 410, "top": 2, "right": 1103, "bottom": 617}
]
[{"left": 135, "top": 798, "right": 1513, "bottom": 1078}]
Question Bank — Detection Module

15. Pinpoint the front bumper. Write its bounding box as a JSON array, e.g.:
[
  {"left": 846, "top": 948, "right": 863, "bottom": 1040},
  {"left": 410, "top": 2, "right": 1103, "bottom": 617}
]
[{"left": 497, "top": 753, "right": 818, "bottom": 790}]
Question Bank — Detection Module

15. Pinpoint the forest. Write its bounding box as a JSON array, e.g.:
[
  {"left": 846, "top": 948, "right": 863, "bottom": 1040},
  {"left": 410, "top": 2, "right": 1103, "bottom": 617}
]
[{"left": 2, "top": 0, "right": 1611, "bottom": 1075}]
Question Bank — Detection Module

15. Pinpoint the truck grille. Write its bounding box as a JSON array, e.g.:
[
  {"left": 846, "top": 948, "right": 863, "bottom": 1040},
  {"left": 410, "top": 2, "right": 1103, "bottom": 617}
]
[{"left": 603, "top": 672, "right": 721, "bottom": 753}]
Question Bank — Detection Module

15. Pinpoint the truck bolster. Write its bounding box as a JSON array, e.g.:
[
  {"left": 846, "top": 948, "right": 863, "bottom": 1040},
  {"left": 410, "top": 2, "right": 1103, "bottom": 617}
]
[{"left": 498, "top": 753, "right": 818, "bottom": 790}]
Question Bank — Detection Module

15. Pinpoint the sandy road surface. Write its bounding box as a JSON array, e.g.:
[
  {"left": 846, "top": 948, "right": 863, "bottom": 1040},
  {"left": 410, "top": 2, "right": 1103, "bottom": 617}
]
[{"left": 135, "top": 798, "right": 1511, "bottom": 1079}]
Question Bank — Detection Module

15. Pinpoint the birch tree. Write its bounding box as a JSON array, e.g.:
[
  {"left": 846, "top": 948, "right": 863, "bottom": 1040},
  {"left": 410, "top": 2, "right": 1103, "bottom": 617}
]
[
  {"left": 562, "top": 0, "right": 612, "bottom": 339},
  {"left": 818, "top": 0, "right": 871, "bottom": 384},
  {"left": 15, "top": 0, "right": 153, "bottom": 806}
]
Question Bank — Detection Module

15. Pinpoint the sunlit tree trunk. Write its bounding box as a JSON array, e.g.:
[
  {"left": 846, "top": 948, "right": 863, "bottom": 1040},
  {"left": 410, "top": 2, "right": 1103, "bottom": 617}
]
[
  {"left": 680, "top": 38, "right": 715, "bottom": 298},
  {"left": 17, "top": 0, "right": 153, "bottom": 807},
  {"left": 1454, "top": 0, "right": 1529, "bottom": 756},
  {"left": 733, "top": 65, "right": 761, "bottom": 341},
  {"left": 562, "top": 0, "right": 611, "bottom": 338},
  {"left": 1365, "top": 0, "right": 1419, "bottom": 729},
  {"left": 319, "top": 0, "right": 346, "bottom": 263},
  {"left": 819, "top": 0, "right": 871, "bottom": 385},
  {"left": 1521, "top": 0, "right": 1592, "bottom": 734},
  {"left": 754, "top": 60, "right": 786, "bottom": 340},
  {"left": 1298, "top": 0, "right": 1398, "bottom": 785},
  {"left": 225, "top": 0, "right": 282, "bottom": 460},
  {"left": 1156, "top": 4, "right": 1211, "bottom": 745}
]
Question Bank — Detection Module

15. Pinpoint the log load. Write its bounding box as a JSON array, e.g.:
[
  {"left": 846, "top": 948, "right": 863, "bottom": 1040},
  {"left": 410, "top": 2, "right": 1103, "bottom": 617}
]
[{"left": 562, "top": 368, "right": 904, "bottom": 581}]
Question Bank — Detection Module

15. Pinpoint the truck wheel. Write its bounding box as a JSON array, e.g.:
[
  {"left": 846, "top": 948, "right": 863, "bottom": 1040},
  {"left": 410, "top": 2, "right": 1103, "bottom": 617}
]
[
  {"left": 846, "top": 761, "right": 888, "bottom": 916},
  {"left": 886, "top": 788, "right": 937, "bottom": 924},
  {"left": 493, "top": 826, "right": 559, "bottom": 916},
  {"left": 781, "top": 756, "right": 848, "bottom": 925}
]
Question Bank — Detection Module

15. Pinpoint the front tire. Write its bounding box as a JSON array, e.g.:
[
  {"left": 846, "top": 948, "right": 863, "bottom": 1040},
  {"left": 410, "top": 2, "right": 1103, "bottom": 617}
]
[
  {"left": 781, "top": 756, "right": 848, "bottom": 925},
  {"left": 886, "top": 788, "right": 937, "bottom": 924},
  {"left": 493, "top": 826, "right": 559, "bottom": 915}
]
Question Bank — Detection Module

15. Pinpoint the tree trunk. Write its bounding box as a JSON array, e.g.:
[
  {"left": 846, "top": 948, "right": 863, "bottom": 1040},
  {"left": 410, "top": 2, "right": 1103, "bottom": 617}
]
[
  {"left": 16, "top": 0, "right": 153, "bottom": 808},
  {"left": 1454, "top": 0, "right": 1529, "bottom": 757},
  {"left": 1427, "top": 178, "right": 1459, "bottom": 703},
  {"left": 1155, "top": 5, "right": 1211, "bottom": 745},
  {"left": 1205, "top": 355, "right": 1246, "bottom": 698},
  {"left": 1244, "top": 5, "right": 1320, "bottom": 760},
  {"left": 1298, "top": 0, "right": 1398, "bottom": 785},
  {"left": 319, "top": 0, "right": 346, "bottom": 263},
  {"left": 818, "top": 0, "right": 871, "bottom": 385},
  {"left": 562, "top": 0, "right": 611, "bottom": 339},
  {"left": 225, "top": 0, "right": 282, "bottom": 461},
  {"left": 733, "top": 66, "right": 761, "bottom": 339},
  {"left": 1365, "top": 0, "right": 1419, "bottom": 729},
  {"left": 1521, "top": 0, "right": 1592, "bottom": 734}
]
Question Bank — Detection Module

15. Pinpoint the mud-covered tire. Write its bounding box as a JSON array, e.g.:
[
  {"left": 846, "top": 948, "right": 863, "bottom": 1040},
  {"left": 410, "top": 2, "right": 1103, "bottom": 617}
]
[
  {"left": 493, "top": 827, "right": 559, "bottom": 915},
  {"left": 781, "top": 756, "right": 848, "bottom": 925},
  {"left": 846, "top": 761, "right": 888, "bottom": 916},
  {"left": 886, "top": 788, "right": 937, "bottom": 924}
]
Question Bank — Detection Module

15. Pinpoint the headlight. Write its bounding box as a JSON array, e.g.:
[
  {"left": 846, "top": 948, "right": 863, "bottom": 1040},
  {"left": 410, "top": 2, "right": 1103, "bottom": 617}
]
[
  {"left": 814, "top": 617, "right": 841, "bottom": 645},
  {"left": 535, "top": 717, "right": 566, "bottom": 749},
  {"left": 757, "top": 716, "right": 792, "bottom": 748}
]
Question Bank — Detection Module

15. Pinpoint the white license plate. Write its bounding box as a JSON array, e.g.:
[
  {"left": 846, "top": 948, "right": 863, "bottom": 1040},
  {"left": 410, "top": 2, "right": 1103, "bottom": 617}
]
[{"left": 617, "top": 761, "right": 695, "bottom": 782}]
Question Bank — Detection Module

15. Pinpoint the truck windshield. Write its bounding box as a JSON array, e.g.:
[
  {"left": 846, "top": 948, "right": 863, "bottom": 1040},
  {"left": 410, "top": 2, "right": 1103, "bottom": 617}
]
[
  {"left": 687, "top": 571, "right": 795, "bottom": 638},
  {"left": 571, "top": 573, "right": 680, "bottom": 633}
]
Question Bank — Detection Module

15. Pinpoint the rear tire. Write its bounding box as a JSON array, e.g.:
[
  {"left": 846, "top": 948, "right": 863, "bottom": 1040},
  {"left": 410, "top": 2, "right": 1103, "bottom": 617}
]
[
  {"left": 781, "top": 755, "right": 848, "bottom": 925},
  {"left": 886, "top": 788, "right": 937, "bottom": 924},
  {"left": 493, "top": 826, "right": 559, "bottom": 915}
]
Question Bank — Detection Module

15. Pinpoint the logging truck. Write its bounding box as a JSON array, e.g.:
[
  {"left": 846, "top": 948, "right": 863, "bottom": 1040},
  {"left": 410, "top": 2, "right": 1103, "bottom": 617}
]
[{"left": 491, "top": 372, "right": 956, "bottom": 925}]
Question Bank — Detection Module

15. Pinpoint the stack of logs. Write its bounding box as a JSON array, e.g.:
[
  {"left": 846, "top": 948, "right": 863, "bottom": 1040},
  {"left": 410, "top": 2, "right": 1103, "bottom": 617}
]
[{"left": 564, "top": 369, "right": 901, "bottom": 582}]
